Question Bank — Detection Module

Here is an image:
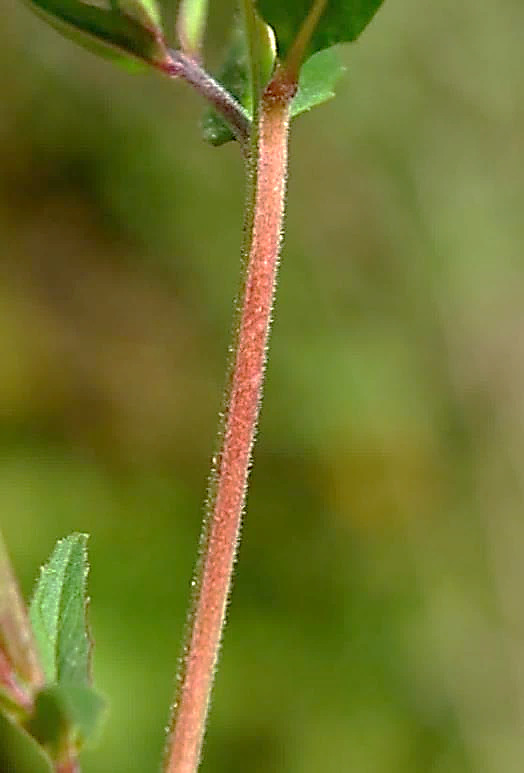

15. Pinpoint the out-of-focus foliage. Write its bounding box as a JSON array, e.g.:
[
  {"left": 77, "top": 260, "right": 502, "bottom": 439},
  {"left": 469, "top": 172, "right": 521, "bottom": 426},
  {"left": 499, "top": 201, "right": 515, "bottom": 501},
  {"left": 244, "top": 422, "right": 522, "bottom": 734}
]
[
  {"left": 23, "top": 0, "right": 169, "bottom": 69},
  {"left": 0, "top": 712, "right": 53, "bottom": 772},
  {"left": 177, "top": 0, "right": 209, "bottom": 56},
  {"left": 2, "top": 0, "right": 524, "bottom": 771},
  {"left": 0, "top": 531, "right": 43, "bottom": 689},
  {"left": 27, "top": 683, "right": 106, "bottom": 759}
]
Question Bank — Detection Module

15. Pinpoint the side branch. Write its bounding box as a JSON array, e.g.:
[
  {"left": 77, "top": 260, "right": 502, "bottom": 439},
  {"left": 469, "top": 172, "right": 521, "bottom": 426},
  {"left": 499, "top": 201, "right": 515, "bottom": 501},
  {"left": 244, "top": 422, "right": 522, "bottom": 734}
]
[
  {"left": 163, "top": 72, "right": 296, "bottom": 773},
  {"left": 166, "top": 50, "right": 251, "bottom": 146}
]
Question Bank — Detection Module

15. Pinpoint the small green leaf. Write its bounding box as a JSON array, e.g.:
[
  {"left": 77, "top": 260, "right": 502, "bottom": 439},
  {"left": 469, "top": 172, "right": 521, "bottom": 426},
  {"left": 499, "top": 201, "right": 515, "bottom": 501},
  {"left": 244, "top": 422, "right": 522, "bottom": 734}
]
[
  {"left": 29, "top": 534, "right": 91, "bottom": 686},
  {"left": 24, "top": 0, "right": 170, "bottom": 69},
  {"left": 176, "top": 0, "right": 208, "bottom": 56},
  {"left": 202, "top": 13, "right": 275, "bottom": 146},
  {"left": 27, "top": 684, "right": 106, "bottom": 757},
  {"left": 257, "top": 0, "right": 385, "bottom": 60},
  {"left": 291, "top": 47, "right": 345, "bottom": 117}
]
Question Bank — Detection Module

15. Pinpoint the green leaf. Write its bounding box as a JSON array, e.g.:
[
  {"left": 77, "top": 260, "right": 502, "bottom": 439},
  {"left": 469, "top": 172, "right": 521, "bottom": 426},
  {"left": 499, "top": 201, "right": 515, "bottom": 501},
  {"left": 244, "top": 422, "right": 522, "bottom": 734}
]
[
  {"left": 24, "top": 0, "right": 170, "bottom": 69},
  {"left": 257, "top": 0, "right": 385, "bottom": 60},
  {"left": 27, "top": 684, "right": 106, "bottom": 757},
  {"left": 202, "top": 23, "right": 249, "bottom": 146},
  {"left": 0, "top": 532, "right": 43, "bottom": 690},
  {"left": 0, "top": 710, "right": 53, "bottom": 773},
  {"left": 29, "top": 534, "right": 91, "bottom": 686},
  {"left": 202, "top": 12, "right": 276, "bottom": 146},
  {"left": 176, "top": 0, "right": 208, "bottom": 56},
  {"left": 291, "top": 47, "right": 345, "bottom": 117}
]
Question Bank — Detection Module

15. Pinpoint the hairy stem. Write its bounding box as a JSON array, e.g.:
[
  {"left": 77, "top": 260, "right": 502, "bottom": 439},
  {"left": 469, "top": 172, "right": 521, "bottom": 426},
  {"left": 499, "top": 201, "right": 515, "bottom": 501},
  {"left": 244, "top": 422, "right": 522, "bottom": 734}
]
[
  {"left": 163, "top": 70, "right": 296, "bottom": 773},
  {"left": 166, "top": 50, "right": 251, "bottom": 146}
]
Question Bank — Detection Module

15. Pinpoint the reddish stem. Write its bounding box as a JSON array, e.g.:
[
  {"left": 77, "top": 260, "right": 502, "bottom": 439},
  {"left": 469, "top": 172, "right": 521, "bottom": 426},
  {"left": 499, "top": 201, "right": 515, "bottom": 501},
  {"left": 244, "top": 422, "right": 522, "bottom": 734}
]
[
  {"left": 56, "top": 757, "right": 80, "bottom": 773},
  {"left": 163, "top": 72, "right": 296, "bottom": 773},
  {"left": 0, "top": 649, "right": 34, "bottom": 714}
]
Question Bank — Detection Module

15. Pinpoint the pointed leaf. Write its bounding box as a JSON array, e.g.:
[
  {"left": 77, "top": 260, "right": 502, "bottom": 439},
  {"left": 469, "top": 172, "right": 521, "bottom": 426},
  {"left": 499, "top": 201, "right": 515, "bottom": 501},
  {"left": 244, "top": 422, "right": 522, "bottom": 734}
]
[
  {"left": 23, "top": 0, "right": 170, "bottom": 69},
  {"left": 27, "top": 683, "right": 106, "bottom": 758},
  {"left": 256, "top": 0, "right": 386, "bottom": 60},
  {"left": 291, "top": 47, "right": 345, "bottom": 117},
  {"left": 202, "top": 13, "right": 275, "bottom": 146},
  {"left": 29, "top": 534, "right": 91, "bottom": 686}
]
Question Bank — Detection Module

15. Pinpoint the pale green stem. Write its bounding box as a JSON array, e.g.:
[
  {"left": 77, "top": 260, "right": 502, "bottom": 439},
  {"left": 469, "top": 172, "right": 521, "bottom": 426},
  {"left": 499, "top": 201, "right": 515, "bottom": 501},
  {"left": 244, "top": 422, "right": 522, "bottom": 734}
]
[
  {"left": 284, "top": 0, "right": 328, "bottom": 81},
  {"left": 176, "top": 0, "right": 209, "bottom": 59},
  {"left": 241, "top": 0, "right": 261, "bottom": 128}
]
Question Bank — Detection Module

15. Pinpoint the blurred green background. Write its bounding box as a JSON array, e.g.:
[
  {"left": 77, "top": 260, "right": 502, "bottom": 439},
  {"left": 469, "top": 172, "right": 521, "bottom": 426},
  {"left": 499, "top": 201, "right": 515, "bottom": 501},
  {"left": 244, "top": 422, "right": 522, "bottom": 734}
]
[{"left": 2, "top": 0, "right": 524, "bottom": 771}]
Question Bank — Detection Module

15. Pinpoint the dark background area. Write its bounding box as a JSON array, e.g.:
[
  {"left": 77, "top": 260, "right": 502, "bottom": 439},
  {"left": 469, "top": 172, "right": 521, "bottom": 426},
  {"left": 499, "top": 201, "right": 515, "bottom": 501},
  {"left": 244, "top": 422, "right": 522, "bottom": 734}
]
[{"left": 2, "top": 0, "right": 524, "bottom": 770}]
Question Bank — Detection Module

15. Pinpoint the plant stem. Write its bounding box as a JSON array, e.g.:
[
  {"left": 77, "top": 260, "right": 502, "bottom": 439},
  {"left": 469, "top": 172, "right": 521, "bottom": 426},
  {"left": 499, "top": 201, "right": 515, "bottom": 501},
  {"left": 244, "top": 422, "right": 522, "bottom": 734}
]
[
  {"left": 175, "top": 0, "right": 209, "bottom": 59},
  {"left": 56, "top": 758, "right": 80, "bottom": 773},
  {"left": 240, "top": 0, "right": 261, "bottom": 125},
  {"left": 163, "top": 69, "right": 297, "bottom": 773},
  {"left": 165, "top": 50, "right": 251, "bottom": 147},
  {"left": 0, "top": 650, "right": 34, "bottom": 714},
  {"left": 0, "top": 531, "right": 45, "bottom": 692},
  {"left": 284, "top": 0, "right": 328, "bottom": 82}
]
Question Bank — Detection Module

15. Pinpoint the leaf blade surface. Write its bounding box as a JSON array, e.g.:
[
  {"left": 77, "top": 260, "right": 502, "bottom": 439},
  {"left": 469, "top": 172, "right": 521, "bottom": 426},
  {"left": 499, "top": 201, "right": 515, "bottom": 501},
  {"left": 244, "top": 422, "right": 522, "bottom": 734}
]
[
  {"left": 257, "top": 0, "right": 385, "bottom": 59},
  {"left": 29, "top": 534, "right": 91, "bottom": 687},
  {"left": 24, "top": 0, "right": 169, "bottom": 68}
]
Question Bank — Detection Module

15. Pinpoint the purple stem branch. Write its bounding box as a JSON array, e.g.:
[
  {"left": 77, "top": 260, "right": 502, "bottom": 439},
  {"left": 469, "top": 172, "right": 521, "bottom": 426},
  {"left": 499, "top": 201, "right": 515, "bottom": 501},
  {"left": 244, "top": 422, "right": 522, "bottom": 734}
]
[{"left": 165, "top": 50, "right": 251, "bottom": 147}]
